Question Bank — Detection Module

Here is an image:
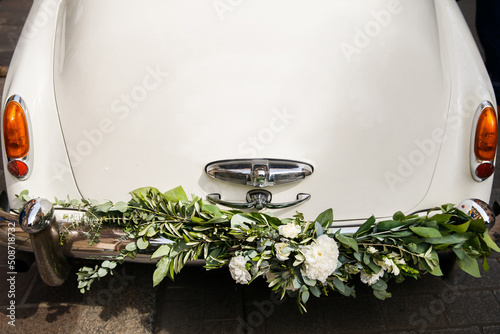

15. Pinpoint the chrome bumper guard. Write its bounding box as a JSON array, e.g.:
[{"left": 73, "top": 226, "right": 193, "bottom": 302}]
[
  {"left": 0, "top": 197, "right": 496, "bottom": 287},
  {"left": 0, "top": 198, "right": 156, "bottom": 286}
]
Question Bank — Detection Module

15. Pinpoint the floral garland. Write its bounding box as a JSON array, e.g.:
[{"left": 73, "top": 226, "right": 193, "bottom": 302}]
[{"left": 33, "top": 186, "right": 500, "bottom": 312}]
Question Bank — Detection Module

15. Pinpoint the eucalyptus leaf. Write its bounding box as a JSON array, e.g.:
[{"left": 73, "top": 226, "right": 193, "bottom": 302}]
[
  {"left": 333, "top": 278, "right": 346, "bottom": 294},
  {"left": 125, "top": 242, "right": 137, "bottom": 252},
  {"left": 301, "top": 290, "right": 310, "bottom": 304},
  {"left": 373, "top": 289, "right": 392, "bottom": 300},
  {"left": 136, "top": 238, "right": 149, "bottom": 250},
  {"left": 97, "top": 268, "right": 108, "bottom": 278},
  {"left": 309, "top": 285, "right": 321, "bottom": 298},
  {"left": 113, "top": 201, "right": 128, "bottom": 213},
  {"left": 315, "top": 222, "right": 324, "bottom": 236}
]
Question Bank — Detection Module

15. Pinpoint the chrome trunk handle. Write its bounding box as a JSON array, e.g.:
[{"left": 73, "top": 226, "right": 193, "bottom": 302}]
[
  {"left": 206, "top": 190, "right": 310, "bottom": 210},
  {"left": 205, "top": 159, "right": 313, "bottom": 188}
]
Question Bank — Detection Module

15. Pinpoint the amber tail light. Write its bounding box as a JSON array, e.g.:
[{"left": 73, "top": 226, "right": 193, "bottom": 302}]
[
  {"left": 471, "top": 102, "right": 498, "bottom": 181},
  {"left": 2, "top": 95, "right": 31, "bottom": 179},
  {"left": 4, "top": 99, "right": 29, "bottom": 159}
]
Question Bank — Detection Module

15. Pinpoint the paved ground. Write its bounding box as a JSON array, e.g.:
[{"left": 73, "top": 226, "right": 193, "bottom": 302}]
[{"left": 1, "top": 0, "right": 500, "bottom": 333}]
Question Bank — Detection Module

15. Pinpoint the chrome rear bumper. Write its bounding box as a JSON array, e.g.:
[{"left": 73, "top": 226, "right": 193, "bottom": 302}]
[{"left": 0, "top": 199, "right": 156, "bottom": 286}]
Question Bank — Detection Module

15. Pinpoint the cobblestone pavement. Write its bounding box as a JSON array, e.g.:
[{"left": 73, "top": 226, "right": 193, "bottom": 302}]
[{"left": 1, "top": 0, "right": 499, "bottom": 333}]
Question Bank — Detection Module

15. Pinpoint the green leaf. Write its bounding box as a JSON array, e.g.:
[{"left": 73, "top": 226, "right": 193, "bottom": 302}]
[
  {"left": 130, "top": 187, "right": 159, "bottom": 200},
  {"left": 410, "top": 226, "right": 442, "bottom": 238},
  {"left": 333, "top": 278, "right": 346, "bottom": 294},
  {"left": 309, "top": 285, "right": 321, "bottom": 298},
  {"left": 315, "top": 222, "right": 324, "bottom": 236},
  {"left": 125, "top": 242, "right": 137, "bottom": 252},
  {"left": 136, "top": 238, "right": 149, "bottom": 250},
  {"left": 393, "top": 211, "right": 405, "bottom": 221},
  {"left": 428, "top": 264, "right": 443, "bottom": 276},
  {"left": 457, "top": 254, "right": 481, "bottom": 278},
  {"left": 441, "top": 204, "right": 455, "bottom": 212},
  {"left": 373, "top": 289, "right": 392, "bottom": 300},
  {"left": 375, "top": 220, "right": 406, "bottom": 232},
  {"left": 442, "top": 221, "right": 470, "bottom": 234},
  {"left": 423, "top": 235, "right": 467, "bottom": 245},
  {"left": 336, "top": 234, "right": 359, "bottom": 252},
  {"left": 97, "top": 268, "right": 108, "bottom": 278},
  {"left": 355, "top": 216, "right": 376, "bottom": 237},
  {"left": 483, "top": 231, "right": 500, "bottom": 252},
  {"left": 482, "top": 257, "right": 489, "bottom": 273},
  {"left": 164, "top": 186, "right": 188, "bottom": 203},
  {"left": 315, "top": 208, "right": 333, "bottom": 229},
  {"left": 113, "top": 201, "right": 128, "bottom": 213},
  {"left": 138, "top": 223, "right": 153, "bottom": 237},
  {"left": 367, "top": 261, "right": 382, "bottom": 274},
  {"left": 153, "top": 257, "right": 170, "bottom": 286},
  {"left": 231, "top": 214, "right": 254, "bottom": 229},
  {"left": 371, "top": 279, "right": 387, "bottom": 291},
  {"left": 468, "top": 219, "right": 487, "bottom": 233},
  {"left": 99, "top": 201, "right": 113, "bottom": 213},
  {"left": 301, "top": 290, "right": 310, "bottom": 304},
  {"left": 202, "top": 204, "right": 222, "bottom": 218},
  {"left": 430, "top": 213, "right": 453, "bottom": 223},
  {"left": 302, "top": 275, "right": 317, "bottom": 287},
  {"left": 151, "top": 244, "right": 172, "bottom": 259}
]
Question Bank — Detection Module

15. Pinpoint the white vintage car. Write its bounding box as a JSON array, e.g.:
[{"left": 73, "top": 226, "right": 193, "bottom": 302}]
[{"left": 0, "top": 0, "right": 498, "bottom": 286}]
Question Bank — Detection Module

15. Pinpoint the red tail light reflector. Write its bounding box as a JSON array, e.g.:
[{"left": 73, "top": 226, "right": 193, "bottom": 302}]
[
  {"left": 7, "top": 160, "right": 29, "bottom": 178},
  {"left": 3, "top": 100, "right": 29, "bottom": 159},
  {"left": 475, "top": 162, "right": 495, "bottom": 180}
]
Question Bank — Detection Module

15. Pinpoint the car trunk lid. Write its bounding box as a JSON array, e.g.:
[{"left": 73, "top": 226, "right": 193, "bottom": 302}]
[{"left": 53, "top": 0, "right": 450, "bottom": 220}]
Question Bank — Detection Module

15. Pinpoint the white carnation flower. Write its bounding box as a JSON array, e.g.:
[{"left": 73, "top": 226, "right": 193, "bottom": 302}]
[
  {"left": 360, "top": 269, "right": 385, "bottom": 286},
  {"left": 274, "top": 242, "right": 291, "bottom": 261},
  {"left": 375, "top": 257, "right": 400, "bottom": 276},
  {"left": 229, "top": 255, "right": 251, "bottom": 284},
  {"left": 278, "top": 222, "right": 302, "bottom": 239},
  {"left": 300, "top": 235, "right": 339, "bottom": 283}
]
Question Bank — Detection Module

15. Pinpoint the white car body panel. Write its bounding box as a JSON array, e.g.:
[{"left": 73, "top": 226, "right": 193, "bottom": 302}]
[{"left": 1, "top": 0, "right": 497, "bottom": 224}]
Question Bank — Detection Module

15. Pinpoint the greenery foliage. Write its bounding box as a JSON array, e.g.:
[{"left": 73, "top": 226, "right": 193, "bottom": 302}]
[{"left": 27, "top": 186, "right": 500, "bottom": 312}]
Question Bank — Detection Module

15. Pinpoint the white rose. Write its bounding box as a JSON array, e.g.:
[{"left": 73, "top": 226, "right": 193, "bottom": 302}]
[
  {"left": 301, "top": 235, "right": 339, "bottom": 283},
  {"left": 278, "top": 222, "right": 302, "bottom": 239},
  {"left": 360, "top": 269, "right": 385, "bottom": 286},
  {"left": 229, "top": 255, "right": 251, "bottom": 284},
  {"left": 274, "top": 242, "right": 291, "bottom": 261}
]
